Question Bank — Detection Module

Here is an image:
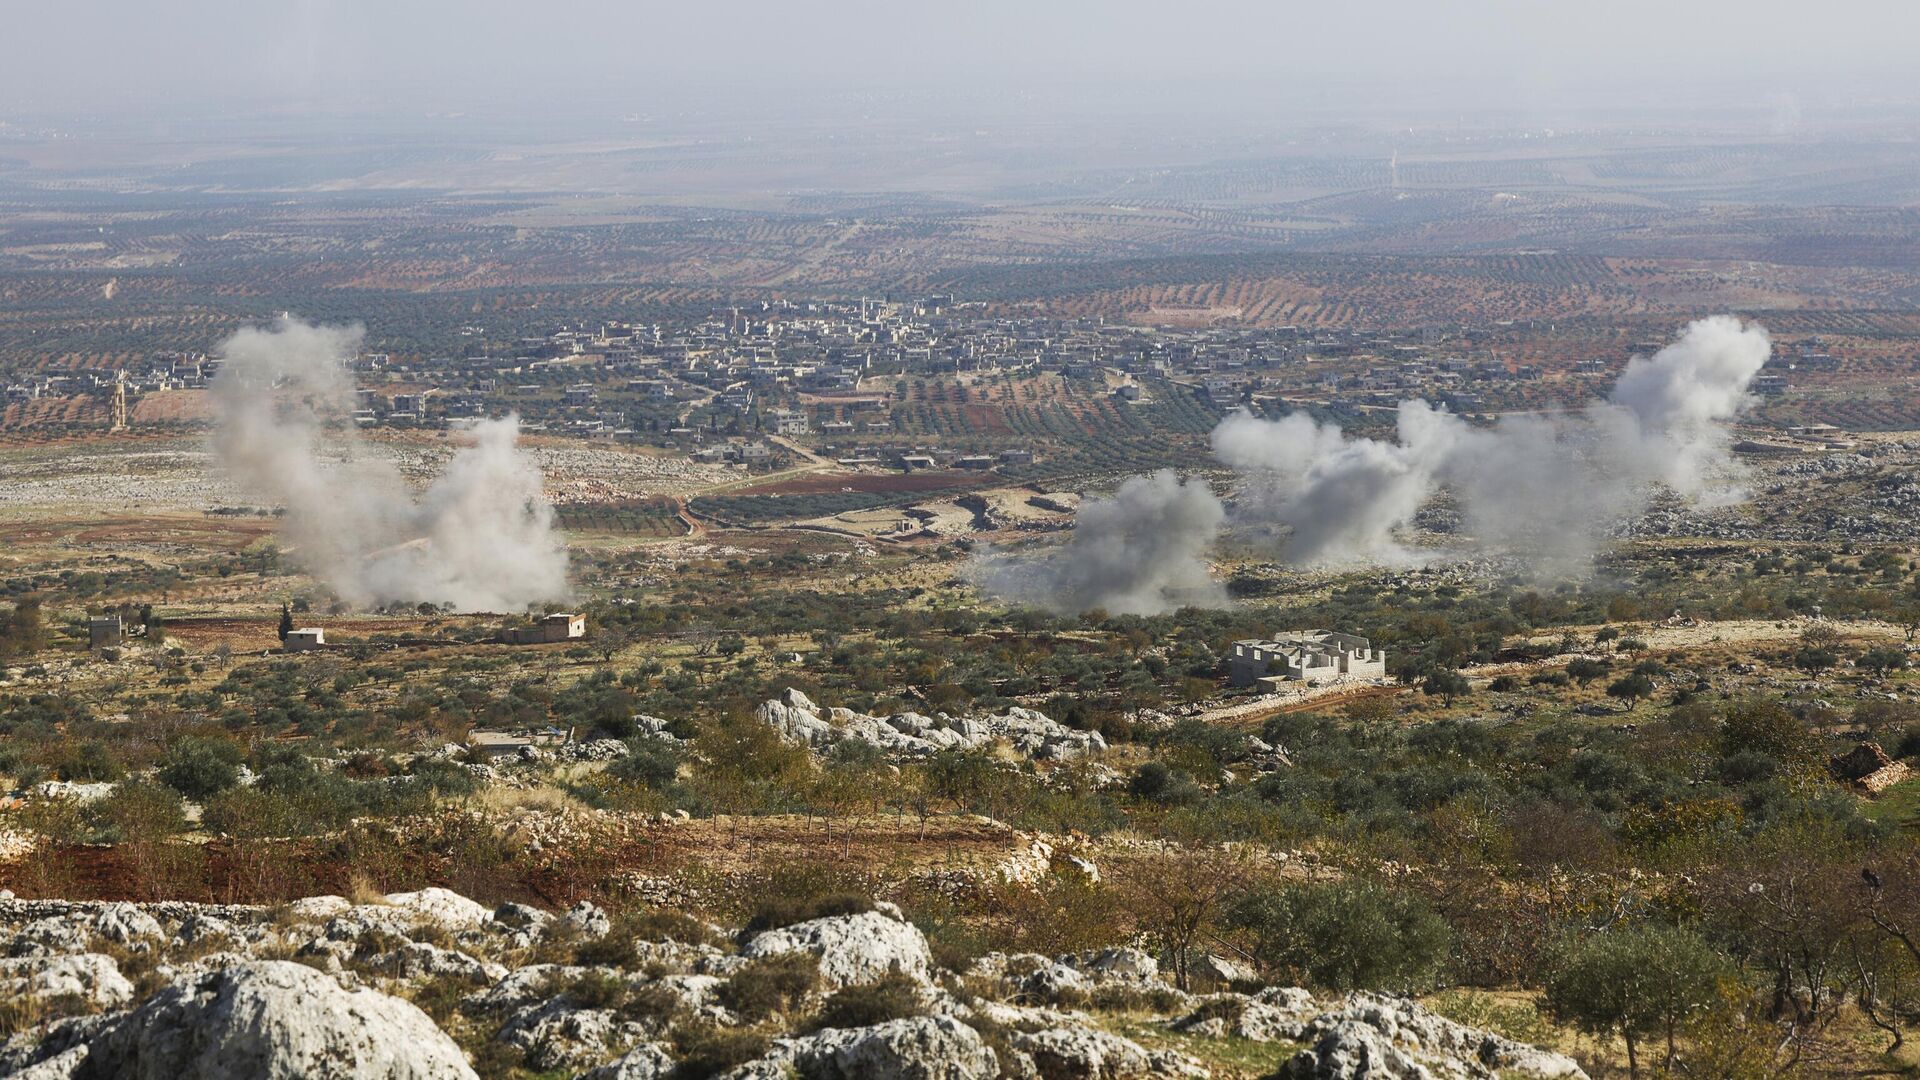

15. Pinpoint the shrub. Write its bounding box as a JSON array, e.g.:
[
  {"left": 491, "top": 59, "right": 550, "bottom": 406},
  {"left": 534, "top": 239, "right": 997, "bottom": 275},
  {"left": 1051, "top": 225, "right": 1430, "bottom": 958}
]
[
  {"left": 573, "top": 907, "right": 724, "bottom": 968},
  {"left": 811, "top": 972, "right": 927, "bottom": 1031},
  {"left": 611, "top": 737, "right": 683, "bottom": 790},
  {"left": 1128, "top": 762, "right": 1202, "bottom": 806},
  {"left": 1225, "top": 879, "right": 1451, "bottom": 993},
  {"left": 90, "top": 779, "right": 187, "bottom": 842},
  {"left": 669, "top": 1023, "right": 770, "bottom": 1079},
  {"left": 157, "top": 736, "right": 242, "bottom": 800},
  {"left": 743, "top": 893, "right": 874, "bottom": 935},
  {"left": 716, "top": 953, "right": 820, "bottom": 1021}
]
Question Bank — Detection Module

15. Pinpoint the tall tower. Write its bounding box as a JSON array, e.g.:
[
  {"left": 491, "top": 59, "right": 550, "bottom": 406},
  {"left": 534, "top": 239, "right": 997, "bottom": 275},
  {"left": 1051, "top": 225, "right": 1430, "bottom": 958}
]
[{"left": 109, "top": 371, "right": 129, "bottom": 432}]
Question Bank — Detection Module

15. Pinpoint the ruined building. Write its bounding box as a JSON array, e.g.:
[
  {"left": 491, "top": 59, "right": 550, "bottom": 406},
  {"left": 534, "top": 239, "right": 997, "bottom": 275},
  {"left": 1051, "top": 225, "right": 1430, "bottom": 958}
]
[{"left": 1229, "top": 630, "right": 1386, "bottom": 688}]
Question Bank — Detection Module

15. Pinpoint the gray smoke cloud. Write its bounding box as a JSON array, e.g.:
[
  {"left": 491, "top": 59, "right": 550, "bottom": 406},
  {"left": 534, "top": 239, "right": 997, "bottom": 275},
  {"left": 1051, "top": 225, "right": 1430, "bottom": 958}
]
[
  {"left": 1213, "top": 315, "right": 1772, "bottom": 570},
  {"left": 980, "top": 316, "right": 1771, "bottom": 610},
  {"left": 211, "top": 317, "right": 570, "bottom": 612},
  {"left": 971, "top": 469, "right": 1225, "bottom": 616}
]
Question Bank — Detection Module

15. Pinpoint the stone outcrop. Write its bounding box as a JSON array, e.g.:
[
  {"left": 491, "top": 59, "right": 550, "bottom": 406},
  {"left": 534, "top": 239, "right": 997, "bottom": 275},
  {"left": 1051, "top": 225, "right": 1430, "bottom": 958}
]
[
  {"left": 1172, "top": 988, "right": 1317, "bottom": 1042},
  {"left": 1014, "top": 1027, "right": 1207, "bottom": 1079},
  {"left": 0, "top": 888, "right": 1586, "bottom": 1080},
  {"left": 764, "top": 1016, "right": 1001, "bottom": 1080},
  {"left": 4, "top": 960, "right": 478, "bottom": 1080},
  {"left": 756, "top": 689, "right": 1106, "bottom": 761},
  {"left": 1280, "top": 994, "right": 1587, "bottom": 1080},
  {"left": 0, "top": 954, "right": 135, "bottom": 1010},
  {"left": 741, "top": 906, "right": 932, "bottom": 989}
]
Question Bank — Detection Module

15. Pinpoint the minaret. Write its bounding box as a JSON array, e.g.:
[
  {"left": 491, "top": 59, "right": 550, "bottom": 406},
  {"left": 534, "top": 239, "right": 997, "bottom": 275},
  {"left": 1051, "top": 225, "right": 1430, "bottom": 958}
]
[{"left": 109, "top": 371, "right": 129, "bottom": 432}]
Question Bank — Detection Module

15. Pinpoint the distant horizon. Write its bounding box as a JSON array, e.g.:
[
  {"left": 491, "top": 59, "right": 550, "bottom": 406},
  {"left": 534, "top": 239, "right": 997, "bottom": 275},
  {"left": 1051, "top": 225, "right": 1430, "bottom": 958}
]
[{"left": 6, "top": 0, "right": 1920, "bottom": 132}]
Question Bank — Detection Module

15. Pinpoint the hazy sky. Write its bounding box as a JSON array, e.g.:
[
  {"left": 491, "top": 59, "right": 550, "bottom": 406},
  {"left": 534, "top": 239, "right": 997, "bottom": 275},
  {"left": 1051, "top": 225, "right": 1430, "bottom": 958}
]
[{"left": 6, "top": 0, "right": 1918, "bottom": 124}]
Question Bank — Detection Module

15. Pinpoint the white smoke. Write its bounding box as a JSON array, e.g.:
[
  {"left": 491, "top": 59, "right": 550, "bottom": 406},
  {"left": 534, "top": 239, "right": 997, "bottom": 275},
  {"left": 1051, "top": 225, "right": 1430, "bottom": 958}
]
[
  {"left": 978, "top": 316, "right": 1771, "bottom": 609},
  {"left": 971, "top": 469, "right": 1225, "bottom": 616},
  {"left": 211, "top": 317, "right": 570, "bottom": 612},
  {"left": 1213, "top": 315, "right": 1772, "bottom": 570},
  {"left": 1213, "top": 402, "right": 1466, "bottom": 565}
]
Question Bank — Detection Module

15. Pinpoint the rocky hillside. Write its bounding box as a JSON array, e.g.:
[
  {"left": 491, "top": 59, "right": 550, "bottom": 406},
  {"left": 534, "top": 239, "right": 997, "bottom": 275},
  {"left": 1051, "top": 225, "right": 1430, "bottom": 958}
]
[{"left": 0, "top": 886, "right": 1587, "bottom": 1080}]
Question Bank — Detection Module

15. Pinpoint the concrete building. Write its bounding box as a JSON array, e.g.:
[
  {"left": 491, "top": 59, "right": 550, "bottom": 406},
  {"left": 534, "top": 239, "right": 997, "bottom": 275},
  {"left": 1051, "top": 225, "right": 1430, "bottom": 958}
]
[
  {"left": 286, "top": 628, "right": 327, "bottom": 652},
  {"left": 501, "top": 613, "right": 587, "bottom": 645},
  {"left": 468, "top": 726, "right": 575, "bottom": 759},
  {"left": 88, "top": 615, "right": 124, "bottom": 650},
  {"left": 768, "top": 409, "right": 810, "bottom": 436},
  {"left": 1228, "top": 630, "right": 1386, "bottom": 687}
]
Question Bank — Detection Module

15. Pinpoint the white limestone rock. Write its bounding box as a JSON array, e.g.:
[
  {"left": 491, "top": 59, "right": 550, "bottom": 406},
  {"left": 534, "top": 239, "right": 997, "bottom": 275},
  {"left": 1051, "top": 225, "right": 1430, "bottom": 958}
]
[
  {"left": 741, "top": 908, "right": 931, "bottom": 990},
  {"left": 1283, "top": 994, "right": 1587, "bottom": 1080},
  {"left": 577, "top": 1042, "right": 674, "bottom": 1080},
  {"left": 767, "top": 1015, "right": 1000, "bottom": 1080},
  {"left": 4, "top": 959, "right": 477, "bottom": 1079},
  {"left": 0, "top": 954, "right": 135, "bottom": 1010},
  {"left": 380, "top": 888, "right": 494, "bottom": 932},
  {"left": 1014, "top": 1027, "right": 1207, "bottom": 1079}
]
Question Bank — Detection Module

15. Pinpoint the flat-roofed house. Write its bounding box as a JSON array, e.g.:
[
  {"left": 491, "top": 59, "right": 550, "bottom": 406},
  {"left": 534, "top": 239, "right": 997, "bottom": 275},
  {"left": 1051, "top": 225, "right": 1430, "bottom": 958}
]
[
  {"left": 1228, "top": 630, "right": 1386, "bottom": 688},
  {"left": 501, "top": 613, "right": 587, "bottom": 645},
  {"left": 88, "top": 615, "right": 124, "bottom": 650}
]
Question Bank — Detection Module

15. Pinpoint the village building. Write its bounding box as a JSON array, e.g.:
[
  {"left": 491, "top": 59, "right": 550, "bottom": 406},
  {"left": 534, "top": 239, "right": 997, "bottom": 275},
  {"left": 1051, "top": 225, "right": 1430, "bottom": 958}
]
[
  {"left": 1228, "top": 630, "right": 1387, "bottom": 688},
  {"left": 88, "top": 615, "right": 124, "bottom": 650},
  {"left": 501, "top": 613, "right": 587, "bottom": 645}
]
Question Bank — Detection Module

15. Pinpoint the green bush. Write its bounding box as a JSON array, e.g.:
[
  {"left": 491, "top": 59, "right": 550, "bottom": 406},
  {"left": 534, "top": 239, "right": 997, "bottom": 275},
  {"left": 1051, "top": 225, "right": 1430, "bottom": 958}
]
[
  {"left": 1225, "top": 879, "right": 1452, "bottom": 993},
  {"left": 157, "top": 736, "right": 243, "bottom": 800},
  {"left": 611, "top": 737, "right": 684, "bottom": 790}
]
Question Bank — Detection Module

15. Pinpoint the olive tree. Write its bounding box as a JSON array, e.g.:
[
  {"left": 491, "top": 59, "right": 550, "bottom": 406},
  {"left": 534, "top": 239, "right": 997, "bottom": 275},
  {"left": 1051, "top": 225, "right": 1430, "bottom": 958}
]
[{"left": 1543, "top": 924, "right": 1732, "bottom": 1079}]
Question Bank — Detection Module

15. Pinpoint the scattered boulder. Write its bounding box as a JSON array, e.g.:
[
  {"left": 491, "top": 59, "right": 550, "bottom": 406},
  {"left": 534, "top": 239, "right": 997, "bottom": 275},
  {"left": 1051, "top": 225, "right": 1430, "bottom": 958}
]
[
  {"left": 1015, "top": 1027, "right": 1206, "bottom": 1079},
  {"left": 283, "top": 895, "right": 353, "bottom": 922},
  {"left": 380, "top": 888, "right": 494, "bottom": 931},
  {"left": 742, "top": 908, "right": 931, "bottom": 989},
  {"left": 1172, "top": 989, "right": 1316, "bottom": 1042},
  {"left": 369, "top": 942, "right": 504, "bottom": 983},
  {"left": 771, "top": 1015, "right": 1000, "bottom": 1080},
  {"left": 0, "top": 954, "right": 135, "bottom": 1010},
  {"left": 755, "top": 691, "right": 1105, "bottom": 762},
  {"left": 1283, "top": 994, "right": 1586, "bottom": 1080},
  {"left": 499, "top": 1001, "right": 646, "bottom": 1072},
  {"left": 559, "top": 901, "right": 612, "bottom": 940},
  {"left": 577, "top": 1041, "right": 674, "bottom": 1080},
  {"left": 1070, "top": 948, "right": 1159, "bottom": 982},
  {"left": 1282, "top": 1019, "right": 1437, "bottom": 1080},
  {"left": 6, "top": 959, "right": 477, "bottom": 1079}
]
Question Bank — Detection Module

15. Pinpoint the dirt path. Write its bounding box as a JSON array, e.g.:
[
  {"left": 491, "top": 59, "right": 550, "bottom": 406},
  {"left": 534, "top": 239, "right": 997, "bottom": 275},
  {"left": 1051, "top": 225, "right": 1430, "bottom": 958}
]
[{"left": 1188, "top": 680, "right": 1405, "bottom": 728}]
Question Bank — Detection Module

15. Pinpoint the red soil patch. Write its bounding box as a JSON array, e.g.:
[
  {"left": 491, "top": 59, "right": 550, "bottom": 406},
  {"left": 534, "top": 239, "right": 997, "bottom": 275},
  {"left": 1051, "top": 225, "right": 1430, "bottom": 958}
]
[{"left": 130, "top": 389, "right": 214, "bottom": 424}]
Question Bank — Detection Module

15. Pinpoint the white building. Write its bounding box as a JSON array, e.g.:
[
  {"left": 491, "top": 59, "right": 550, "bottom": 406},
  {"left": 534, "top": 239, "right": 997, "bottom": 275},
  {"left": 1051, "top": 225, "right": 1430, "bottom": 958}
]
[
  {"left": 286, "top": 628, "right": 327, "bottom": 652},
  {"left": 1229, "top": 630, "right": 1385, "bottom": 687}
]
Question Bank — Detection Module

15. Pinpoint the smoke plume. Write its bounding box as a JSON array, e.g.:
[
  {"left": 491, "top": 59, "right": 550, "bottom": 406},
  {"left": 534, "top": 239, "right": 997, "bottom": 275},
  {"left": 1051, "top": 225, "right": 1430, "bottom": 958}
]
[
  {"left": 971, "top": 469, "right": 1225, "bottom": 616},
  {"left": 1213, "top": 314, "right": 1771, "bottom": 570},
  {"left": 211, "top": 317, "right": 570, "bottom": 612},
  {"left": 978, "top": 316, "right": 1770, "bottom": 610}
]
